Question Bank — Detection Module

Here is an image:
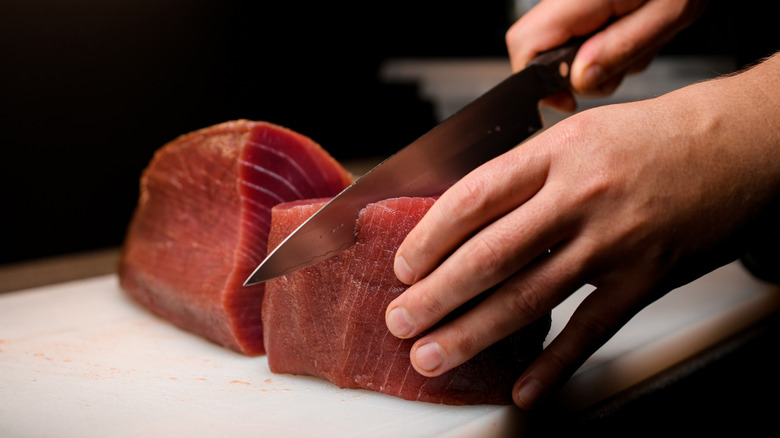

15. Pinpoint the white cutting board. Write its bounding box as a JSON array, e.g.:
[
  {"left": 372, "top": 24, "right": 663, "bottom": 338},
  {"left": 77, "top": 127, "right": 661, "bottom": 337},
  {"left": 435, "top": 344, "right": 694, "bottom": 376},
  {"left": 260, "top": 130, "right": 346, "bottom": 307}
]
[{"left": 1, "top": 261, "right": 779, "bottom": 437}]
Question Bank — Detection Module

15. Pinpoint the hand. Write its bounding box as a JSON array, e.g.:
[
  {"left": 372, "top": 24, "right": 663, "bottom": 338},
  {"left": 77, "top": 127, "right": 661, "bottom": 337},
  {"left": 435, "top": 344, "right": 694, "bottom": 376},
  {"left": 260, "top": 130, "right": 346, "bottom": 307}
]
[
  {"left": 506, "top": 0, "right": 709, "bottom": 112},
  {"left": 386, "top": 54, "right": 780, "bottom": 409}
]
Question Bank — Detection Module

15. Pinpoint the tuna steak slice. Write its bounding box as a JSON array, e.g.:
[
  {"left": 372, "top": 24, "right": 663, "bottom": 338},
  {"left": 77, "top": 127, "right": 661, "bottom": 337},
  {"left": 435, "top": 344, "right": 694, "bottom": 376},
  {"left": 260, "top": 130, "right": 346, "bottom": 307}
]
[
  {"left": 263, "top": 197, "right": 551, "bottom": 405},
  {"left": 118, "top": 120, "right": 352, "bottom": 356}
]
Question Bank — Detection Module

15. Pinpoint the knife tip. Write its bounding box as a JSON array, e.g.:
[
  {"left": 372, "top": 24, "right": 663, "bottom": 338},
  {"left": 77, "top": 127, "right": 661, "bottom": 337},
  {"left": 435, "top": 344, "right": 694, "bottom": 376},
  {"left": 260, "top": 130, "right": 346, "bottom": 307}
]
[
  {"left": 243, "top": 262, "right": 286, "bottom": 286},
  {"left": 243, "top": 265, "right": 267, "bottom": 286}
]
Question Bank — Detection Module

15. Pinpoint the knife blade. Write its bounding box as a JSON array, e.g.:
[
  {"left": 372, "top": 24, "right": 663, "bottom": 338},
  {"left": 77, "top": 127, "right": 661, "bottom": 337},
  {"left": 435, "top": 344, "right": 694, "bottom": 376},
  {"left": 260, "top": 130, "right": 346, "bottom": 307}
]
[{"left": 244, "top": 40, "right": 581, "bottom": 285}]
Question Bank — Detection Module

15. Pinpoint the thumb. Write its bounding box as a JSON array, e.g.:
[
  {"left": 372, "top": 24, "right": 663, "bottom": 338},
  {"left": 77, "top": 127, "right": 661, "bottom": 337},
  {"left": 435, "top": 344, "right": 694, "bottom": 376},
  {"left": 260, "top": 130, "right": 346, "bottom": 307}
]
[{"left": 570, "top": 0, "right": 705, "bottom": 92}]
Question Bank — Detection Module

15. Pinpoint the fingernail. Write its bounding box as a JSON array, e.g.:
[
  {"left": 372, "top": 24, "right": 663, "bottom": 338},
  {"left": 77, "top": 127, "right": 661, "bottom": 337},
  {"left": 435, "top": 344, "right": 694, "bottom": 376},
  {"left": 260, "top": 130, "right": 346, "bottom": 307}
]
[
  {"left": 515, "top": 378, "right": 544, "bottom": 409},
  {"left": 581, "top": 64, "right": 604, "bottom": 90},
  {"left": 414, "top": 342, "right": 444, "bottom": 373},
  {"left": 386, "top": 307, "right": 415, "bottom": 338},
  {"left": 394, "top": 256, "right": 415, "bottom": 284}
]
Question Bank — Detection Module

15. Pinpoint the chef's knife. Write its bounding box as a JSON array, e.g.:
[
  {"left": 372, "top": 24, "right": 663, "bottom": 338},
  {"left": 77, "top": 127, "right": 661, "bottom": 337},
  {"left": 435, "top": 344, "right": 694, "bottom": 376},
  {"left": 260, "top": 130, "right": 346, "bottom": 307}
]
[{"left": 244, "top": 39, "right": 581, "bottom": 285}]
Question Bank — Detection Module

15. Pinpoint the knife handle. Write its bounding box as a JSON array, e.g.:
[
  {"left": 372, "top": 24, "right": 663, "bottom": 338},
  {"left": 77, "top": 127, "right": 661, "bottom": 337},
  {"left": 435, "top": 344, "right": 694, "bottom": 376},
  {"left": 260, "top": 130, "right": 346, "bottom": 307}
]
[{"left": 527, "top": 36, "right": 585, "bottom": 90}]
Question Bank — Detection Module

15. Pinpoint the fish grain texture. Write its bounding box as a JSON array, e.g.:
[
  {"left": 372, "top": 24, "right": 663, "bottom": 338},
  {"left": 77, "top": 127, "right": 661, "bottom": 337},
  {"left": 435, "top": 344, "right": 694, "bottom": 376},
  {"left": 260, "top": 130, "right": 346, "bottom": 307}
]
[
  {"left": 264, "top": 197, "right": 551, "bottom": 405},
  {"left": 118, "top": 120, "right": 352, "bottom": 355}
]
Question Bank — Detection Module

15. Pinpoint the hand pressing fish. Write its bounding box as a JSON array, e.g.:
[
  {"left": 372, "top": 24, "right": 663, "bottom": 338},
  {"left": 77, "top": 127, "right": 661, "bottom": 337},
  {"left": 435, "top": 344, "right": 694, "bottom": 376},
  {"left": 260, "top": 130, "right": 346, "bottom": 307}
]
[
  {"left": 118, "top": 120, "right": 550, "bottom": 405},
  {"left": 263, "top": 197, "right": 550, "bottom": 404}
]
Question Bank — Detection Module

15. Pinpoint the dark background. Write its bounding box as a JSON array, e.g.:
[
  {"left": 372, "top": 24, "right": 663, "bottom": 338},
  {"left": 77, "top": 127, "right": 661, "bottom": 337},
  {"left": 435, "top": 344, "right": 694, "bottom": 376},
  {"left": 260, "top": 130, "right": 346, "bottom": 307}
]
[{"left": 0, "top": 1, "right": 770, "bottom": 265}]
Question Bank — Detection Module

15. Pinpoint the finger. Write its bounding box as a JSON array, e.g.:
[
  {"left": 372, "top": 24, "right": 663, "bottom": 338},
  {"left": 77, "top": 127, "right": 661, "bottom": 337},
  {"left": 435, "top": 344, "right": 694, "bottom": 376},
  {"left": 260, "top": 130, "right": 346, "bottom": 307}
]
[
  {"left": 579, "top": 71, "right": 626, "bottom": 98},
  {"left": 394, "top": 147, "right": 550, "bottom": 285},
  {"left": 506, "top": 0, "right": 634, "bottom": 72},
  {"left": 626, "top": 51, "right": 657, "bottom": 76},
  {"left": 540, "top": 90, "right": 578, "bottom": 113},
  {"left": 580, "top": 51, "right": 655, "bottom": 98},
  {"left": 570, "top": 0, "right": 705, "bottom": 91},
  {"left": 405, "top": 234, "right": 593, "bottom": 377},
  {"left": 512, "top": 280, "right": 654, "bottom": 409},
  {"left": 388, "top": 187, "right": 568, "bottom": 341}
]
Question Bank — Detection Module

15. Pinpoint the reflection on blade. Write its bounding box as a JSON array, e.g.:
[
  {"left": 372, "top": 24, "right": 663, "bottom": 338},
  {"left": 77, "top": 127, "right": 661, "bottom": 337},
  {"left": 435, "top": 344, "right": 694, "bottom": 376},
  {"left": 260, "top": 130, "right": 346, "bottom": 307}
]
[{"left": 244, "top": 44, "right": 577, "bottom": 285}]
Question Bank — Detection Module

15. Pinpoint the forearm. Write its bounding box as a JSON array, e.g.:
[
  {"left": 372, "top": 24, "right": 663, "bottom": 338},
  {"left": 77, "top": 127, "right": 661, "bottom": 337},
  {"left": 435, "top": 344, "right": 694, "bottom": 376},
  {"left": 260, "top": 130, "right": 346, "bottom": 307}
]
[
  {"left": 707, "top": 52, "right": 780, "bottom": 281},
  {"left": 677, "top": 52, "right": 780, "bottom": 236},
  {"left": 619, "top": 52, "right": 780, "bottom": 281}
]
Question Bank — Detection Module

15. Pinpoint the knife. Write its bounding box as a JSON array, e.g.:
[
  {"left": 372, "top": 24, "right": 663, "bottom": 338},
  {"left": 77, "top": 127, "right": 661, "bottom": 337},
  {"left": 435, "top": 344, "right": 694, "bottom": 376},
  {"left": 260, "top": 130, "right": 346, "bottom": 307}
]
[{"left": 244, "top": 39, "right": 582, "bottom": 285}]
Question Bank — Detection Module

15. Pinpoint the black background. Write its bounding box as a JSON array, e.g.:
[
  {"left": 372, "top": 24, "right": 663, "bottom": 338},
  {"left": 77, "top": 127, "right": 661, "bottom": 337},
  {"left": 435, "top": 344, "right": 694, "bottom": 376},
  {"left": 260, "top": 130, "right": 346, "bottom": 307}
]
[{"left": 0, "top": 1, "right": 768, "bottom": 264}]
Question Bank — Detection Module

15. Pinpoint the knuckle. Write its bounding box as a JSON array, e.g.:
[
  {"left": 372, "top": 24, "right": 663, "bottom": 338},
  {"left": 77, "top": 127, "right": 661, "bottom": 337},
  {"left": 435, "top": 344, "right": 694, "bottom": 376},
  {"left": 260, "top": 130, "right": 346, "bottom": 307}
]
[
  {"left": 611, "top": 37, "right": 640, "bottom": 65},
  {"left": 439, "top": 176, "right": 491, "bottom": 224},
  {"left": 503, "top": 284, "right": 547, "bottom": 323},
  {"left": 448, "top": 323, "right": 482, "bottom": 362},
  {"left": 568, "top": 312, "right": 613, "bottom": 347},
  {"left": 446, "top": 318, "right": 500, "bottom": 367},
  {"left": 540, "top": 344, "right": 587, "bottom": 388},
  {"left": 414, "top": 286, "right": 450, "bottom": 324},
  {"left": 467, "top": 235, "right": 507, "bottom": 276},
  {"left": 544, "top": 345, "right": 573, "bottom": 376},
  {"left": 505, "top": 19, "right": 520, "bottom": 44},
  {"left": 398, "top": 220, "right": 431, "bottom": 259}
]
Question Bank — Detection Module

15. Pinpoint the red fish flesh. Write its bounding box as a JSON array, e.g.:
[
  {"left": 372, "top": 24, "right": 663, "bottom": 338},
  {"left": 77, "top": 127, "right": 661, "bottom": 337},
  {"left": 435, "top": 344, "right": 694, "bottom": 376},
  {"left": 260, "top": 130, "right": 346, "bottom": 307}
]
[
  {"left": 118, "top": 120, "right": 352, "bottom": 355},
  {"left": 263, "top": 197, "right": 551, "bottom": 405}
]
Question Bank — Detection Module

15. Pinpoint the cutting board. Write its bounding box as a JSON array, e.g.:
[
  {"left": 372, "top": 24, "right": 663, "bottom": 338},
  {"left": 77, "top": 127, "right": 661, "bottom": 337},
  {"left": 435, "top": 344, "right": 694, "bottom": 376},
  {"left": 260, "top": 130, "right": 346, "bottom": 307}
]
[{"left": 2, "top": 261, "right": 779, "bottom": 437}]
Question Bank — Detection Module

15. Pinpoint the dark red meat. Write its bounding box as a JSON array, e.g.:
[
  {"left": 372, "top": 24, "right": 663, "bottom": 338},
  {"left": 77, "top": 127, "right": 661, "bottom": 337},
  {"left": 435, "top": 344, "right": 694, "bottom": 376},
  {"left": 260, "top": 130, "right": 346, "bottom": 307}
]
[
  {"left": 118, "top": 120, "right": 352, "bottom": 355},
  {"left": 263, "top": 197, "right": 550, "bottom": 404}
]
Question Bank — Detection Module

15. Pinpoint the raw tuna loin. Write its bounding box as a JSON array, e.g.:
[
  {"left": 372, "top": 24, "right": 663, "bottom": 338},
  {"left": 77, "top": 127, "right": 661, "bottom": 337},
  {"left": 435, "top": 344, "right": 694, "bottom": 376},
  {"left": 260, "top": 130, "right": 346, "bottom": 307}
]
[
  {"left": 263, "top": 197, "right": 551, "bottom": 405},
  {"left": 118, "top": 120, "right": 352, "bottom": 355}
]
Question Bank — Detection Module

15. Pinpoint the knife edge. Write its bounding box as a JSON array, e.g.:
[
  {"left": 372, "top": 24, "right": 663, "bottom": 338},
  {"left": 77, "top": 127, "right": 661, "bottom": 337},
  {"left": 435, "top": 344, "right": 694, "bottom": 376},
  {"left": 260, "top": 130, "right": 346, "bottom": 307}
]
[{"left": 244, "top": 40, "right": 580, "bottom": 285}]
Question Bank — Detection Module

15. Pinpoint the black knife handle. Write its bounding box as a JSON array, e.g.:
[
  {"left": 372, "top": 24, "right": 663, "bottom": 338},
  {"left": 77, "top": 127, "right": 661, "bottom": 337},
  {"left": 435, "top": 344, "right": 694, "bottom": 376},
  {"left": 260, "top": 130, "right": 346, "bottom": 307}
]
[{"left": 527, "top": 36, "right": 585, "bottom": 91}]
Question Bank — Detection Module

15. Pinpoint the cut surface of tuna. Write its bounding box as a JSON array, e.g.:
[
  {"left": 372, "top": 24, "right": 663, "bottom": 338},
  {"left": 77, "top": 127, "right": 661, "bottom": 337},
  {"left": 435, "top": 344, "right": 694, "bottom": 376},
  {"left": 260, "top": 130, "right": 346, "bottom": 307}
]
[
  {"left": 263, "top": 197, "right": 551, "bottom": 404},
  {"left": 118, "top": 120, "right": 352, "bottom": 355}
]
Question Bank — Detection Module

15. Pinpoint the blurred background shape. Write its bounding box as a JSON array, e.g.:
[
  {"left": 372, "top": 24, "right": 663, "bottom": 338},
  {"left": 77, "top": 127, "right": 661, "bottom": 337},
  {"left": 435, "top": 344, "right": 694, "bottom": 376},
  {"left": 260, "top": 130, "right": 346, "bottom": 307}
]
[{"left": 0, "top": 0, "right": 767, "bottom": 265}]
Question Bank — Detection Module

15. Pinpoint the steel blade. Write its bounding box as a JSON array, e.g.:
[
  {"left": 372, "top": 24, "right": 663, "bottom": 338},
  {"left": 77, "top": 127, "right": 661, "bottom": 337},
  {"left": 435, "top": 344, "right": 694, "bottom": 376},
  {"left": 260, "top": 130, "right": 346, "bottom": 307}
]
[{"left": 244, "top": 43, "right": 577, "bottom": 285}]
